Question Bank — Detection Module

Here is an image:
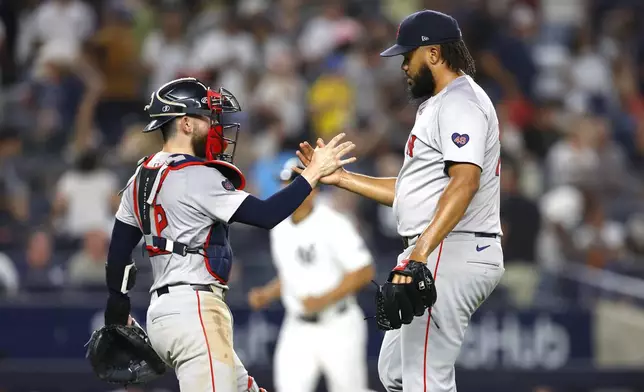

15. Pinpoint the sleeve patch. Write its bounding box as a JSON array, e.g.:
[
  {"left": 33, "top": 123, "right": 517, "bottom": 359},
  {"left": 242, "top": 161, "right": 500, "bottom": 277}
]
[
  {"left": 222, "top": 179, "right": 236, "bottom": 191},
  {"left": 451, "top": 133, "right": 470, "bottom": 148}
]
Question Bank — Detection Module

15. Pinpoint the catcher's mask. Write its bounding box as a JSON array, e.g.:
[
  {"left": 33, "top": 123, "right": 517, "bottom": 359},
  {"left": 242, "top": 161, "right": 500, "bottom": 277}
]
[{"left": 143, "top": 77, "right": 242, "bottom": 163}]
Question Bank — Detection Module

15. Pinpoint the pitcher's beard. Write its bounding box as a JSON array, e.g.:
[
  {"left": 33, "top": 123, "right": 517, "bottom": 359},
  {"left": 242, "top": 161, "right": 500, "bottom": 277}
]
[{"left": 408, "top": 64, "right": 437, "bottom": 104}]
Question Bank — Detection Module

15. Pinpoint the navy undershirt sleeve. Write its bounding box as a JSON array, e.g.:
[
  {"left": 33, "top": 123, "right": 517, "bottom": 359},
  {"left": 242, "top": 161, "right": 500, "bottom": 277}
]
[
  {"left": 106, "top": 219, "right": 143, "bottom": 295},
  {"left": 230, "top": 175, "right": 312, "bottom": 229}
]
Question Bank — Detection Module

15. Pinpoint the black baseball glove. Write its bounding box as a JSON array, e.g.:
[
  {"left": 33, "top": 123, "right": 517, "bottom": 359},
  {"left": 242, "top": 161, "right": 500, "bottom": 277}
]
[
  {"left": 85, "top": 320, "right": 166, "bottom": 385},
  {"left": 375, "top": 260, "right": 437, "bottom": 331}
]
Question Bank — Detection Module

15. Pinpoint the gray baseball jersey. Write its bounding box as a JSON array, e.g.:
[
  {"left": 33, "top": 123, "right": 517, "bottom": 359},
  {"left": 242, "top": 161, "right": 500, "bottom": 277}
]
[
  {"left": 115, "top": 151, "right": 249, "bottom": 292},
  {"left": 393, "top": 75, "right": 502, "bottom": 237}
]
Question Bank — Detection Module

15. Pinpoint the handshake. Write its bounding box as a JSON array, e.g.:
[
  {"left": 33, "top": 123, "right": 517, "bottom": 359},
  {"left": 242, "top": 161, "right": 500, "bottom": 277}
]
[{"left": 288, "top": 133, "right": 356, "bottom": 188}]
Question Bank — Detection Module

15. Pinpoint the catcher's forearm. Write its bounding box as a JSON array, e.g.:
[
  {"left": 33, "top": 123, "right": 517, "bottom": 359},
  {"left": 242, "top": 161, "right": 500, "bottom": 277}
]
[
  {"left": 338, "top": 171, "right": 396, "bottom": 207},
  {"left": 322, "top": 265, "right": 375, "bottom": 304},
  {"left": 413, "top": 165, "right": 479, "bottom": 261},
  {"left": 105, "top": 219, "right": 143, "bottom": 325}
]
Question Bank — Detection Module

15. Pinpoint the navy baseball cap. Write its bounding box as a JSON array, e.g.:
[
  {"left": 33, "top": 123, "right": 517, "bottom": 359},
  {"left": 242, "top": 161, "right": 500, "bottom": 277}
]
[{"left": 380, "top": 10, "right": 462, "bottom": 57}]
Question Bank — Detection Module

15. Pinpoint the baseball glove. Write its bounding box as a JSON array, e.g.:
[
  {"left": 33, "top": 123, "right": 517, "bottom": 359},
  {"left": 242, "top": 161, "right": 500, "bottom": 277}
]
[
  {"left": 85, "top": 320, "right": 166, "bottom": 385},
  {"left": 374, "top": 260, "right": 437, "bottom": 331}
]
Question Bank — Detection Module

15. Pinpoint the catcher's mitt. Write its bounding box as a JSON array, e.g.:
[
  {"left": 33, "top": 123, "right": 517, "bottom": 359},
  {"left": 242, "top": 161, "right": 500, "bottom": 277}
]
[
  {"left": 374, "top": 260, "right": 437, "bottom": 331},
  {"left": 85, "top": 321, "right": 166, "bottom": 385}
]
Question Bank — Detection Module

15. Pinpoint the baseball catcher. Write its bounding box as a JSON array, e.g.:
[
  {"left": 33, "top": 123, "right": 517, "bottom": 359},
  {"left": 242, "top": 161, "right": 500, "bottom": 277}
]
[{"left": 90, "top": 77, "right": 355, "bottom": 392}]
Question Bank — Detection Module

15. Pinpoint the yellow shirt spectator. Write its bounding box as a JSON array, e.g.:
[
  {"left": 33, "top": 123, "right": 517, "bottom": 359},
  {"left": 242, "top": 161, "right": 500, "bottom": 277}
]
[{"left": 308, "top": 73, "right": 355, "bottom": 139}]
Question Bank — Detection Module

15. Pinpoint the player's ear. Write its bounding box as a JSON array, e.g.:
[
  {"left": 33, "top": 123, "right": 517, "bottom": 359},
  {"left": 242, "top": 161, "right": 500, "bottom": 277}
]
[
  {"left": 425, "top": 45, "right": 441, "bottom": 66},
  {"left": 178, "top": 115, "right": 191, "bottom": 136}
]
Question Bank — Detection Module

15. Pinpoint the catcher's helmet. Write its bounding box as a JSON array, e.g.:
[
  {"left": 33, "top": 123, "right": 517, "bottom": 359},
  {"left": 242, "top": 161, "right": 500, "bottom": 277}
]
[{"left": 143, "top": 77, "right": 242, "bottom": 163}]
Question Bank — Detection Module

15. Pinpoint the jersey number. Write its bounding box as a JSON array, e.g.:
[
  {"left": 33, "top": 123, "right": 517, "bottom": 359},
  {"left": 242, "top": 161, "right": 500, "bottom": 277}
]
[
  {"left": 495, "top": 157, "right": 501, "bottom": 177},
  {"left": 406, "top": 135, "right": 417, "bottom": 157},
  {"left": 153, "top": 204, "right": 168, "bottom": 234}
]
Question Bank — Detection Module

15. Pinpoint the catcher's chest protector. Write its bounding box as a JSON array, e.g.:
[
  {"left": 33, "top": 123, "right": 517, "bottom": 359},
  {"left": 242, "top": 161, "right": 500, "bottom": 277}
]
[{"left": 133, "top": 154, "right": 234, "bottom": 284}]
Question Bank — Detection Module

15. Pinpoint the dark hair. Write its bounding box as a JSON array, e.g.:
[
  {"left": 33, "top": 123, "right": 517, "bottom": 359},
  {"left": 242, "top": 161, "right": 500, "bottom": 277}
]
[
  {"left": 160, "top": 119, "right": 177, "bottom": 142},
  {"left": 440, "top": 39, "right": 476, "bottom": 77},
  {"left": 76, "top": 149, "right": 99, "bottom": 172}
]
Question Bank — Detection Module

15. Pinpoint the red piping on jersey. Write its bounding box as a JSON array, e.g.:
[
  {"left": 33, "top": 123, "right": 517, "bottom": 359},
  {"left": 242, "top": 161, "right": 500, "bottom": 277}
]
[
  {"left": 203, "top": 226, "right": 228, "bottom": 284},
  {"left": 132, "top": 178, "right": 143, "bottom": 229},
  {"left": 423, "top": 240, "right": 444, "bottom": 392},
  {"left": 197, "top": 291, "right": 216, "bottom": 392},
  {"left": 141, "top": 154, "right": 157, "bottom": 169}
]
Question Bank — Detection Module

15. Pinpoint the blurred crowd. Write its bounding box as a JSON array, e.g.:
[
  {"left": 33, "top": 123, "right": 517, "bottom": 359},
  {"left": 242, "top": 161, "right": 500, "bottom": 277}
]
[{"left": 0, "top": 0, "right": 643, "bottom": 309}]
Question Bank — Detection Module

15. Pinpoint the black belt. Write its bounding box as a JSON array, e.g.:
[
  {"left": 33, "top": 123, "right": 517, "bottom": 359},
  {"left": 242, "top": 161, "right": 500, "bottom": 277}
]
[
  {"left": 156, "top": 284, "right": 216, "bottom": 297},
  {"left": 402, "top": 232, "right": 499, "bottom": 248},
  {"left": 298, "top": 302, "right": 348, "bottom": 323}
]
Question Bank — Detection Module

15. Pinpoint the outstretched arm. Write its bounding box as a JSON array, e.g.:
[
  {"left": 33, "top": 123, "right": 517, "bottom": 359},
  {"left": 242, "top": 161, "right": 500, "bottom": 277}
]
[
  {"left": 296, "top": 141, "right": 397, "bottom": 207},
  {"left": 337, "top": 171, "right": 397, "bottom": 207},
  {"left": 204, "top": 134, "right": 356, "bottom": 230}
]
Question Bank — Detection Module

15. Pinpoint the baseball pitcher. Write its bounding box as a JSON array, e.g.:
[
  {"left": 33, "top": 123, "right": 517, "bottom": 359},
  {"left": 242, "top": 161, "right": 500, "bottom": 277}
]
[
  {"left": 88, "top": 77, "right": 356, "bottom": 392},
  {"left": 248, "top": 158, "right": 375, "bottom": 392},
  {"left": 295, "top": 11, "right": 504, "bottom": 392}
]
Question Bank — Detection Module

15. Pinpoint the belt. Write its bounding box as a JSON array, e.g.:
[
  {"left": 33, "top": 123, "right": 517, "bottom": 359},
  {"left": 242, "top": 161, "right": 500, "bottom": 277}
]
[
  {"left": 298, "top": 301, "right": 348, "bottom": 323},
  {"left": 402, "top": 231, "right": 499, "bottom": 248},
  {"left": 155, "top": 284, "right": 219, "bottom": 297}
]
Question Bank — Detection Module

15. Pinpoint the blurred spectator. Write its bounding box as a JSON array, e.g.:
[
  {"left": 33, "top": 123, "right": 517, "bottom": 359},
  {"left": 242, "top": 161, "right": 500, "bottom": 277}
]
[
  {"left": 190, "top": 11, "right": 258, "bottom": 107},
  {"left": 90, "top": 0, "right": 143, "bottom": 145},
  {"left": 297, "top": 2, "right": 358, "bottom": 65},
  {"left": 500, "top": 157, "right": 541, "bottom": 263},
  {"left": 117, "top": 122, "right": 164, "bottom": 166},
  {"left": 535, "top": 185, "right": 585, "bottom": 304},
  {"left": 0, "top": 128, "right": 29, "bottom": 226},
  {"left": 141, "top": 1, "right": 190, "bottom": 95},
  {"left": 28, "top": 38, "right": 84, "bottom": 150},
  {"left": 185, "top": 0, "right": 227, "bottom": 41},
  {"left": 345, "top": 41, "right": 400, "bottom": 124},
  {"left": 250, "top": 46, "right": 306, "bottom": 140},
  {"left": 247, "top": 14, "right": 291, "bottom": 71},
  {"left": 0, "top": 251, "right": 19, "bottom": 297},
  {"left": 51, "top": 149, "right": 119, "bottom": 241},
  {"left": 67, "top": 229, "right": 109, "bottom": 288},
  {"left": 537, "top": 185, "right": 585, "bottom": 272},
  {"left": 589, "top": 114, "right": 643, "bottom": 198},
  {"left": 573, "top": 194, "right": 626, "bottom": 269},
  {"left": 0, "top": 16, "right": 5, "bottom": 79},
  {"left": 565, "top": 26, "right": 615, "bottom": 114},
  {"left": 17, "top": 0, "right": 95, "bottom": 67},
  {"left": 20, "top": 230, "right": 64, "bottom": 292},
  {"left": 308, "top": 55, "right": 355, "bottom": 139},
  {"left": 0, "top": 181, "right": 26, "bottom": 252},
  {"left": 545, "top": 115, "right": 599, "bottom": 189},
  {"left": 625, "top": 213, "right": 644, "bottom": 260},
  {"left": 521, "top": 100, "right": 565, "bottom": 161}
]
